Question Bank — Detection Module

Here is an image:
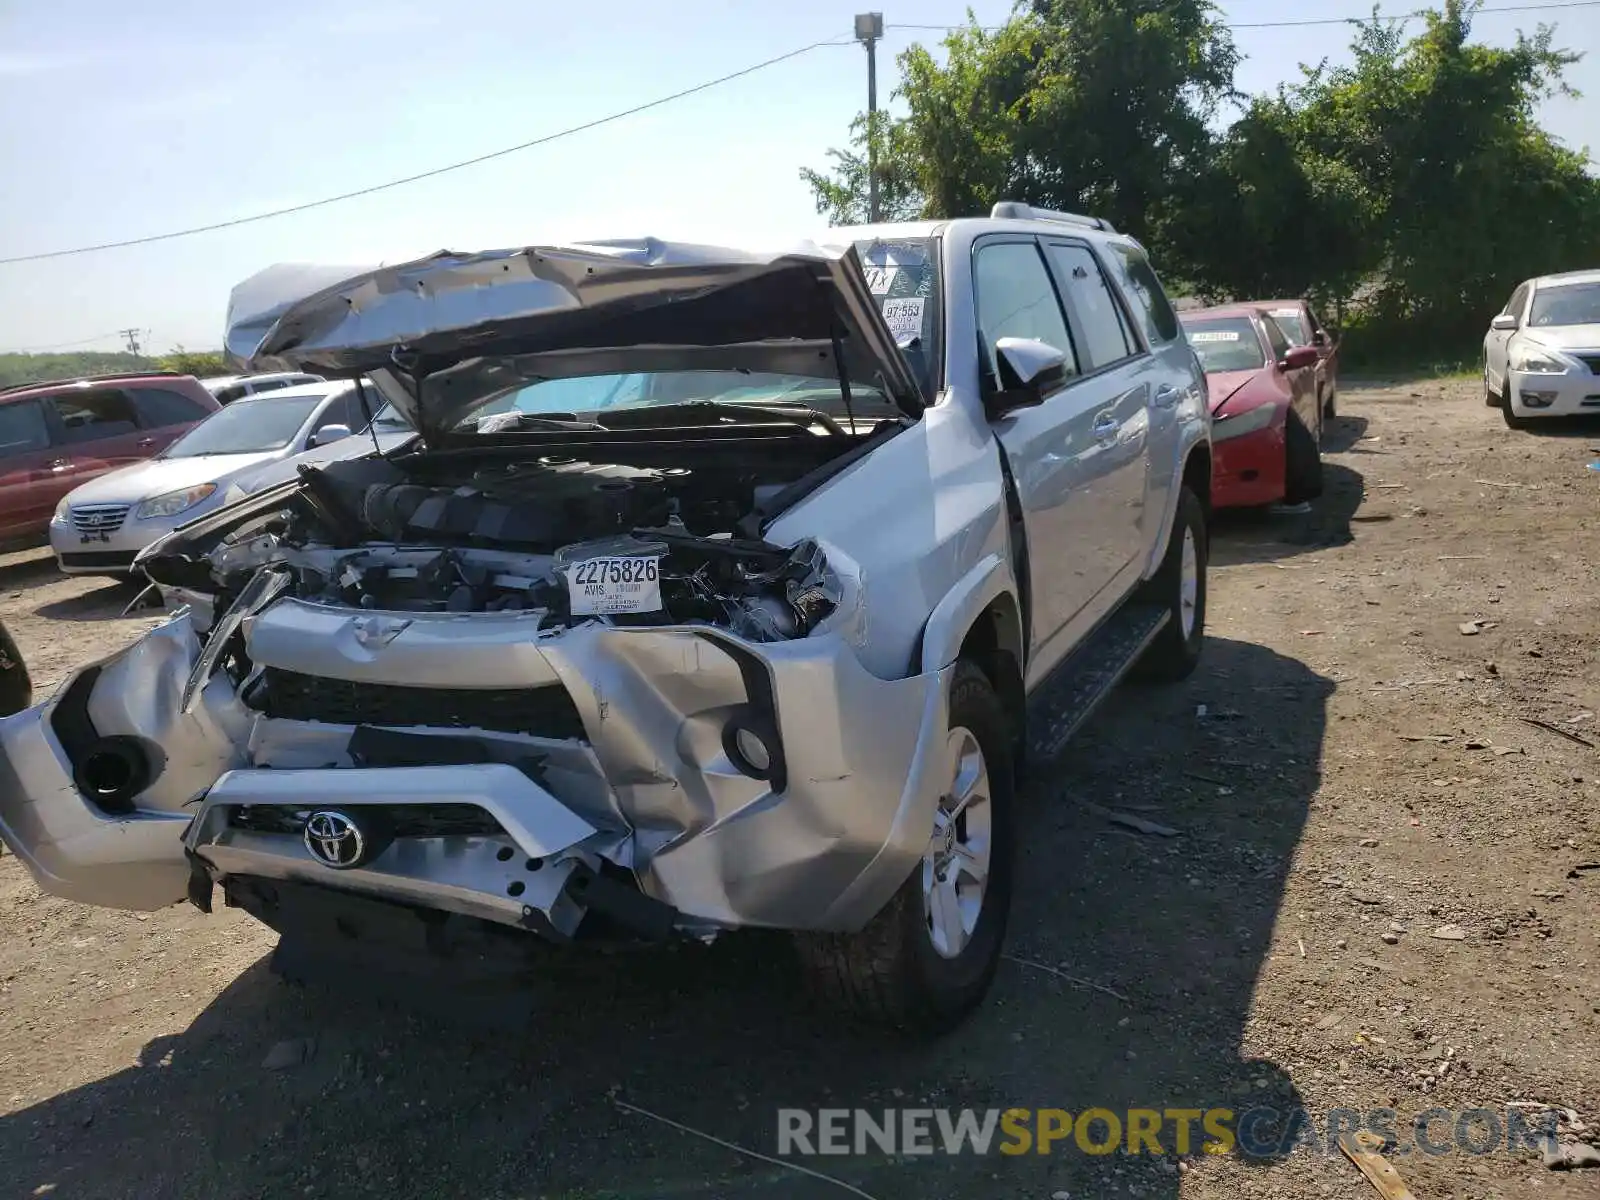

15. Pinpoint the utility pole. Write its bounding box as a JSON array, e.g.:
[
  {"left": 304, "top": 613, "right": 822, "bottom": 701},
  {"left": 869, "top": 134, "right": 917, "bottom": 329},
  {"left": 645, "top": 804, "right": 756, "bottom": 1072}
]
[
  {"left": 119, "top": 327, "right": 145, "bottom": 356},
  {"left": 855, "top": 12, "right": 884, "bottom": 223}
]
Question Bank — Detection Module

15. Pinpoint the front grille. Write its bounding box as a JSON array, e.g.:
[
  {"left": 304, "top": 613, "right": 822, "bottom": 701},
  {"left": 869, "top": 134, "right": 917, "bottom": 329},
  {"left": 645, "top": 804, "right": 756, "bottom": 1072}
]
[
  {"left": 69, "top": 503, "right": 130, "bottom": 538},
  {"left": 1577, "top": 354, "right": 1600, "bottom": 374},
  {"left": 256, "top": 667, "right": 588, "bottom": 739},
  {"left": 229, "top": 803, "right": 504, "bottom": 838}
]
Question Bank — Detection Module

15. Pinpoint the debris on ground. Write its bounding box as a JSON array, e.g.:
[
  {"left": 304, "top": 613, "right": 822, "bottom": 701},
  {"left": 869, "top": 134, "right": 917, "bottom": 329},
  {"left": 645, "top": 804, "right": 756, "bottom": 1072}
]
[
  {"left": 1429, "top": 924, "right": 1468, "bottom": 941},
  {"left": 1458, "top": 619, "right": 1497, "bottom": 636},
  {"left": 261, "top": 1038, "right": 316, "bottom": 1070},
  {"left": 1519, "top": 717, "right": 1597, "bottom": 749},
  {"left": 1337, "top": 1130, "right": 1418, "bottom": 1199},
  {"left": 1543, "top": 1141, "right": 1600, "bottom": 1170},
  {"left": 1082, "top": 802, "right": 1181, "bottom": 838}
]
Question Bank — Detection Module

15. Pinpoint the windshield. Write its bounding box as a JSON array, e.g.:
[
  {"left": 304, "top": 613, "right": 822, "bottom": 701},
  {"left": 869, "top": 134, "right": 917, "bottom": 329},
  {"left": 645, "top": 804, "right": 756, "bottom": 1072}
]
[
  {"left": 163, "top": 395, "right": 323, "bottom": 456},
  {"left": 1529, "top": 282, "right": 1600, "bottom": 327},
  {"left": 451, "top": 369, "right": 897, "bottom": 432},
  {"left": 1270, "top": 309, "right": 1309, "bottom": 343},
  {"left": 854, "top": 236, "right": 940, "bottom": 400},
  {"left": 1182, "top": 317, "right": 1267, "bottom": 372}
]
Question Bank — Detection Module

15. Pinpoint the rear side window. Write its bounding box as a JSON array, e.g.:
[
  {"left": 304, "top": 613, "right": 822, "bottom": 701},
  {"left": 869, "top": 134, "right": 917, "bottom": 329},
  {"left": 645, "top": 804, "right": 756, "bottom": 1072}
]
[
  {"left": 48, "top": 388, "right": 138, "bottom": 444},
  {"left": 0, "top": 400, "right": 51, "bottom": 458},
  {"left": 215, "top": 385, "right": 247, "bottom": 404},
  {"left": 250, "top": 379, "right": 292, "bottom": 395},
  {"left": 130, "top": 386, "right": 210, "bottom": 428},
  {"left": 1045, "top": 242, "right": 1135, "bottom": 370},
  {"left": 972, "top": 241, "right": 1078, "bottom": 385},
  {"left": 1105, "top": 243, "right": 1180, "bottom": 344}
]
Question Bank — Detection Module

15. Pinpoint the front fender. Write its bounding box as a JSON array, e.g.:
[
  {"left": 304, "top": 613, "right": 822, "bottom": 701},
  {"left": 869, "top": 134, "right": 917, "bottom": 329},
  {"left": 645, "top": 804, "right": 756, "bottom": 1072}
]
[{"left": 918, "top": 552, "right": 1021, "bottom": 675}]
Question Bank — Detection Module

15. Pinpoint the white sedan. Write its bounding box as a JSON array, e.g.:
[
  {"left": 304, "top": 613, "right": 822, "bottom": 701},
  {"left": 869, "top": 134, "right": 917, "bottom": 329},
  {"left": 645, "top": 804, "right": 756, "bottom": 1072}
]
[{"left": 1484, "top": 269, "right": 1600, "bottom": 428}]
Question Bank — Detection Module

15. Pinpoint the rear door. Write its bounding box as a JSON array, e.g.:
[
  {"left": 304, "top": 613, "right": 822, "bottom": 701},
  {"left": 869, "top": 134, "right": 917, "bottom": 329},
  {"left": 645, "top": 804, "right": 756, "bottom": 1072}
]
[
  {"left": 0, "top": 399, "right": 62, "bottom": 541},
  {"left": 975, "top": 236, "right": 1114, "bottom": 681},
  {"left": 1040, "top": 239, "right": 1150, "bottom": 597},
  {"left": 41, "top": 387, "right": 151, "bottom": 495}
]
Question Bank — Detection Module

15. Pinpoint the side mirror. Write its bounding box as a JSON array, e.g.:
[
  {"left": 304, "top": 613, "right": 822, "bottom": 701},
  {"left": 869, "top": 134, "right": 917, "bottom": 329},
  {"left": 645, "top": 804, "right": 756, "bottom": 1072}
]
[
  {"left": 1490, "top": 313, "right": 1519, "bottom": 332},
  {"left": 1280, "top": 346, "right": 1319, "bottom": 371},
  {"left": 307, "top": 423, "right": 351, "bottom": 448},
  {"left": 986, "top": 337, "right": 1069, "bottom": 418}
]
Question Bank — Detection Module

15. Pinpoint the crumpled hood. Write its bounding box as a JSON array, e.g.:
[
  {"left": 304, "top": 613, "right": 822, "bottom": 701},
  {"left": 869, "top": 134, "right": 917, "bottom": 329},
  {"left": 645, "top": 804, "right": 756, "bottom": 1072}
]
[
  {"left": 63, "top": 451, "right": 282, "bottom": 507},
  {"left": 224, "top": 238, "right": 923, "bottom": 443},
  {"left": 1204, "top": 370, "right": 1260, "bottom": 414},
  {"left": 1517, "top": 323, "right": 1600, "bottom": 351}
]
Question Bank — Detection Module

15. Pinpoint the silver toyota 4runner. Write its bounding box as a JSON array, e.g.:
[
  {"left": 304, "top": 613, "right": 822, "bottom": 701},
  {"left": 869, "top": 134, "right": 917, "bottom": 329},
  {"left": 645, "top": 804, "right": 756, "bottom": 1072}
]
[{"left": 0, "top": 204, "right": 1210, "bottom": 1031}]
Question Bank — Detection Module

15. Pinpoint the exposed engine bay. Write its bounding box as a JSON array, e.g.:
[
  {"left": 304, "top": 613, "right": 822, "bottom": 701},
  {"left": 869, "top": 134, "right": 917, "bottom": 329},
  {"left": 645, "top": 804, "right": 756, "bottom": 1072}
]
[{"left": 144, "top": 432, "right": 875, "bottom": 645}]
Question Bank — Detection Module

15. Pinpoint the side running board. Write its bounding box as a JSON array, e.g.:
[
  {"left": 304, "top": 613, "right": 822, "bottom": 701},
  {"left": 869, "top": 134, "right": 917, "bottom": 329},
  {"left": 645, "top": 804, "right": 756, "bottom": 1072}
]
[{"left": 1024, "top": 602, "right": 1169, "bottom": 764}]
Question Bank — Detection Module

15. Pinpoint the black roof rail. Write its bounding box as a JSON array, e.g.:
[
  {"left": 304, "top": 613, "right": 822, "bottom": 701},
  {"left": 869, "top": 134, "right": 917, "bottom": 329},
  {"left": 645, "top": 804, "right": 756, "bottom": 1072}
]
[
  {"left": 990, "top": 201, "right": 1117, "bottom": 233},
  {"left": 0, "top": 369, "right": 188, "bottom": 396}
]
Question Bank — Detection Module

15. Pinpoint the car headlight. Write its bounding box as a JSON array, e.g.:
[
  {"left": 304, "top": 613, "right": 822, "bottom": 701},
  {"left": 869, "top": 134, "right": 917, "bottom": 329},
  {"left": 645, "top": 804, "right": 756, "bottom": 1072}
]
[
  {"left": 52, "top": 496, "right": 71, "bottom": 523},
  {"left": 1510, "top": 345, "right": 1569, "bottom": 374},
  {"left": 1211, "top": 402, "right": 1277, "bottom": 441},
  {"left": 136, "top": 483, "right": 217, "bottom": 520}
]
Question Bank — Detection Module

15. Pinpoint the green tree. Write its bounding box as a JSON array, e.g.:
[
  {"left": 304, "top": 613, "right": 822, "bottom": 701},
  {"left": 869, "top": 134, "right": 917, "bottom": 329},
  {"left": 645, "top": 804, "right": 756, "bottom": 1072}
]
[
  {"left": 802, "top": 0, "right": 1241, "bottom": 239},
  {"left": 157, "top": 347, "right": 230, "bottom": 378}
]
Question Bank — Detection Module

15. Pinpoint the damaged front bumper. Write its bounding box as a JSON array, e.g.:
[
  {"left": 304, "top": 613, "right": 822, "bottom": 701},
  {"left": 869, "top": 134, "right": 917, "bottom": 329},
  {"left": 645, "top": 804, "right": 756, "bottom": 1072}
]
[{"left": 0, "top": 606, "right": 951, "bottom": 940}]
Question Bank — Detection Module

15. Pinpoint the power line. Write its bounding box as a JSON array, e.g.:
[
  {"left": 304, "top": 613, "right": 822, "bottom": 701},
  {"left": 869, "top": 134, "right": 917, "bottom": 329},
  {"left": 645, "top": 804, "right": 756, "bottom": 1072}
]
[
  {"left": 0, "top": 331, "right": 129, "bottom": 354},
  {"left": 0, "top": 36, "right": 850, "bottom": 268},
  {"left": 887, "top": 0, "right": 1600, "bottom": 32}
]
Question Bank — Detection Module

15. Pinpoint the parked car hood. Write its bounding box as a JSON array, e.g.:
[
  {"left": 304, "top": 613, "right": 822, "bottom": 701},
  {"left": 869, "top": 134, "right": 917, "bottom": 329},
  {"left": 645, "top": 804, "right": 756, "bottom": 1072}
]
[
  {"left": 224, "top": 238, "right": 924, "bottom": 444},
  {"left": 63, "top": 451, "right": 283, "bottom": 506},
  {"left": 228, "top": 428, "right": 417, "bottom": 498},
  {"left": 1204, "top": 370, "right": 1262, "bottom": 414},
  {"left": 1519, "top": 323, "right": 1600, "bottom": 351}
]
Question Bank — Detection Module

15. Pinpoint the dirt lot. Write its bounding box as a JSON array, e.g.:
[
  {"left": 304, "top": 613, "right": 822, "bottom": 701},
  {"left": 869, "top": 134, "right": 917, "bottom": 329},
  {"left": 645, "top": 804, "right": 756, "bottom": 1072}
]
[{"left": 2, "top": 376, "right": 1599, "bottom": 1200}]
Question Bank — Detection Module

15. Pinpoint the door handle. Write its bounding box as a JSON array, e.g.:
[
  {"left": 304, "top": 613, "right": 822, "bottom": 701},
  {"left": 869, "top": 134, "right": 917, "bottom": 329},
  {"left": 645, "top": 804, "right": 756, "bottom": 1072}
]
[
  {"left": 48, "top": 459, "right": 71, "bottom": 472},
  {"left": 136, "top": 437, "right": 156, "bottom": 448},
  {"left": 1092, "top": 413, "right": 1119, "bottom": 441},
  {"left": 1153, "top": 385, "right": 1181, "bottom": 409}
]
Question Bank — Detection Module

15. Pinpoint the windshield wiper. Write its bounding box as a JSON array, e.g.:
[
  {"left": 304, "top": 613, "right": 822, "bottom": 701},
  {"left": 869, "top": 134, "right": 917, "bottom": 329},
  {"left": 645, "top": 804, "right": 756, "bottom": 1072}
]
[{"left": 470, "top": 411, "right": 607, "bottom": 433}]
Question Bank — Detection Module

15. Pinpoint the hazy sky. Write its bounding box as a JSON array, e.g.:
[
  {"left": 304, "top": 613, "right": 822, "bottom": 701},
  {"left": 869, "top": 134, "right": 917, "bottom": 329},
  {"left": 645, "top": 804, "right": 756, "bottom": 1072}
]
[{"left": 1, "top": 0, "right": 1596, "bottom": 354}]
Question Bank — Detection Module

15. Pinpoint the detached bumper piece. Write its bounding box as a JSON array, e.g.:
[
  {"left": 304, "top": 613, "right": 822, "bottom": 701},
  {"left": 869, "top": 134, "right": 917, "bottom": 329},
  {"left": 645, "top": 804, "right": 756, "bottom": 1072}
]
[{"left": 183, "top": 762, "right": 674, "bottom": 941}]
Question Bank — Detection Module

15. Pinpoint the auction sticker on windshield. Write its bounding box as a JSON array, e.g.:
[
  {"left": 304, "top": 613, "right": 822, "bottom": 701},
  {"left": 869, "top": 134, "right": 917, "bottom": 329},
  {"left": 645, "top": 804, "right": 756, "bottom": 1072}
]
[
  {"left": 1188, "top": 331, "right": 1241, "bottom": 343},
  {"left": 565, "top": 556, "right": 663, "bottom": 615},
  {"left": 882, "top": 297, "right": 925, "bottom": 343}
]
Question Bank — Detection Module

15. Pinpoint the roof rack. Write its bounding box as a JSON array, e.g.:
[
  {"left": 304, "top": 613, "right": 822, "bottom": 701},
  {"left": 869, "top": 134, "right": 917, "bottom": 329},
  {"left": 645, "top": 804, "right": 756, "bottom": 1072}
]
[
  {"left": 990, "top": 201, "right": 1117, "bottom": 233},
  {"left": 0, "top": 369, "right": 186, "bottom": 396}
]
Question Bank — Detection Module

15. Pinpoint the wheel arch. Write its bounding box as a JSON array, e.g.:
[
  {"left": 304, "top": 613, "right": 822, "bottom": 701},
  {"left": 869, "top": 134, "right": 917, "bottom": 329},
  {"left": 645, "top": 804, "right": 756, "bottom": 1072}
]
[{"left": 916, "top": 554, "right": 1025, "bottom": 739}]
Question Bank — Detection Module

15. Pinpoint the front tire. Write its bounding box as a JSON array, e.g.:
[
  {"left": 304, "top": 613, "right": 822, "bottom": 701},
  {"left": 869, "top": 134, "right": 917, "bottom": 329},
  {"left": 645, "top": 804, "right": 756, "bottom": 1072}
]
[
  {"left": 1136, "top": 484, "right": 1207, "bottom": 682},
  {"left": 1484, "top": 368, "right": 1504, "bottom": 408},
  {"left": 1282, "top": 409, "right": 1324, "bottom": 504},
  {"left": 1501, "top": 388, "right": 1528, "bottom": 430},
  {"left": 795, "top": 661, "right": 1014, "bottom": 1033}
]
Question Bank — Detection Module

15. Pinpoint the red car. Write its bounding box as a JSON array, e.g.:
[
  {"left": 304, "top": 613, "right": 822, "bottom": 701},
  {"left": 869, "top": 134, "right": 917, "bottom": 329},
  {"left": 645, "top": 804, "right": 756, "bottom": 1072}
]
[
  {"left": 0, "top": 371, "right": 220, "bottom": 548},
  {"left": 1181, "top": 304, "right": 1324, "bottom": 509}
]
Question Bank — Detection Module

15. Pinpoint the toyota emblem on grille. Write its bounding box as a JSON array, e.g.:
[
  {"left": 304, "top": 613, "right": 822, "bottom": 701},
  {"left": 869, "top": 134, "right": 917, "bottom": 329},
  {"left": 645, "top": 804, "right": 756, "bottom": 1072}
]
[{"left": 303, "top": 810, "right": 367, "bottom": 869}]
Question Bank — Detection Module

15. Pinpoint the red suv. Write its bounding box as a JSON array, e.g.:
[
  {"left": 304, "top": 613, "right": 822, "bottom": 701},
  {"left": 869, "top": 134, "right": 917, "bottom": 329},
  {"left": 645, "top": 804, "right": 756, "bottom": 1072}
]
[{"left": 0, "top": 372, "right": 220, "bottom": 548}]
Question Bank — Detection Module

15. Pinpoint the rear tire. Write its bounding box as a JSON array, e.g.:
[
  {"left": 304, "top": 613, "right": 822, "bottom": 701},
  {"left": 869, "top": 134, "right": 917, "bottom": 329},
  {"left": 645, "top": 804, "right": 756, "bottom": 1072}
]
[
  {"left": 1135, "top": 484, "right": 1207, "bottom": 682},
  {"left": 1282, "top": 409, "right": 1324, "bottom": 504},
  {"left": 795, "top": 661, "right": 1014, "bottom": 1034}
]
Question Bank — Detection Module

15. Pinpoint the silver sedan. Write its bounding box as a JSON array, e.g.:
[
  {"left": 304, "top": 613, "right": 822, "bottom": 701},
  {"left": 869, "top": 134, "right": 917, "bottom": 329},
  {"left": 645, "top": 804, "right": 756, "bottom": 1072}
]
[{"left": 49, "top": 380, "right": 377, "bottom": 576}]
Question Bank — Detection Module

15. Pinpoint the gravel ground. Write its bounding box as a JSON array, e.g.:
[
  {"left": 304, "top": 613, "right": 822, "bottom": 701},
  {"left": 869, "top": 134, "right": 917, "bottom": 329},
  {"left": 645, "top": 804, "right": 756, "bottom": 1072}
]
[{"left": 2, "top": 376, "right": 1598, "bottom": 1200}]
